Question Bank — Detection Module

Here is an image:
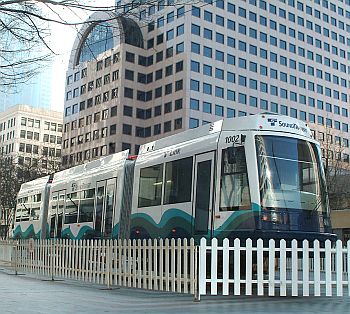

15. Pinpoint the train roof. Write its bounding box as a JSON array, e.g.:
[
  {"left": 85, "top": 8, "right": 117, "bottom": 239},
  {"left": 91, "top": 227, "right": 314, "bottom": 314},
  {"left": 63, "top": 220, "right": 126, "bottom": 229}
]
[
  {"left": 17, "top": 175, "right": 50, "bottom": 198},
  {"left": 51, "top": 150, "right": 129, "bottom": 187},
  {"left": 138, "top": 114, "right": 312, "bottom": 156}
]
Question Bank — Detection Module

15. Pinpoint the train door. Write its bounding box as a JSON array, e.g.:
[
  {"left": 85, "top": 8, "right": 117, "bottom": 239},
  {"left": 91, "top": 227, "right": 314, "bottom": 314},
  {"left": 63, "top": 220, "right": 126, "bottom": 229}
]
[
  {"left": 192, "top": 152, "right": 215, "bottom": 237},
  {"left": 49, "top": 192, "right": 58, "bottom": 238},
  {"left": 56, "top": 191, "right": 65, "bottom": 238},
  {"left": 95, "top": 181, "right": 105, "bottom": 238},
  {"left": 95, "top": 178, "right": 117, "bottom": 238},
  {"left": 103, "top": 179, "right": 117, "bottom": 238},
  {"left": 50, "top": 191, "right": 65, "bottom": 238}
]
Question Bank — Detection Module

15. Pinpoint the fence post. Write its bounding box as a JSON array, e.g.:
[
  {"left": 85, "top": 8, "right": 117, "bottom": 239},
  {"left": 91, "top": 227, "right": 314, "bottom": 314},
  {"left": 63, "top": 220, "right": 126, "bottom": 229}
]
[{"left": 196, "top": 237, "right": 207, "bottom": 301}]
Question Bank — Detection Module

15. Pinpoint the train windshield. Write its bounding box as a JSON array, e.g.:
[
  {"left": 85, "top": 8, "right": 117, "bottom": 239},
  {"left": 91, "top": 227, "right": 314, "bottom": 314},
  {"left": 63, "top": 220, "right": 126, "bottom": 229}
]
[{"left": 255, "top": 135, "right": 327, "bottom": 212}]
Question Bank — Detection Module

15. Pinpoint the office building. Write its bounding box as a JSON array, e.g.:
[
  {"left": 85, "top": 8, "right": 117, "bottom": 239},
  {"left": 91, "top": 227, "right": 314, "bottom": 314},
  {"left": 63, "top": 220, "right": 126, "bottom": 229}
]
[
  {"left": 63, "top": 0, "right": 350, "bottom": 168},
  {"left": 0, "top": 65, "right": 53, "bottom": 112},
  {"left": 0, "top": 104, "right": 63, "bottom": 171}
]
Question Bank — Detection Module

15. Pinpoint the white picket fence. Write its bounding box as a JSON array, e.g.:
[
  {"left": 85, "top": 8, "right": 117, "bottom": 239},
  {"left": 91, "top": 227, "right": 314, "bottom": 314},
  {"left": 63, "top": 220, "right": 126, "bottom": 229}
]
[
  {"left": 0, "top": 239, "right": 197, "bottom": 294},
  {"left": 198, "top": 238, "right": 350, "bottom": 298},
  {"left": 0, "top": 240, "right": 14, "bottom": 269},
  {"left": 1, "top": 238, "right": 350, "bottom": 299}
]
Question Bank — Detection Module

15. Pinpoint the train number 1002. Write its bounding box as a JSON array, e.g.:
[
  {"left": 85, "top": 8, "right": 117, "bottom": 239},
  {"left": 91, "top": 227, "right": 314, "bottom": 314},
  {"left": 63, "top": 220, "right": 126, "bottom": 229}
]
[{"left": 225, "top": 134, "right": 245, "bottom": 144}]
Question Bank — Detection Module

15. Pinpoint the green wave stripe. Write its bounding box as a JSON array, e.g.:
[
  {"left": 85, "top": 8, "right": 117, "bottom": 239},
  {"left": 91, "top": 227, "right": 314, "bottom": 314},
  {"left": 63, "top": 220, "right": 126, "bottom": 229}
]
[
  {"left": 131, "top": 204, "right": 260, "bottom": 239},
  {"left": 214, "top": 202, "right": 260, "bottom": 238},
  {"left": 61, "top": 225, "right": 94, "bottom": 240},
  {"left": 131, "top": 208, "right": 193, "bottom": 237},
  {"left": 13, "top": 224, "right": 40, "bottom": 239}
]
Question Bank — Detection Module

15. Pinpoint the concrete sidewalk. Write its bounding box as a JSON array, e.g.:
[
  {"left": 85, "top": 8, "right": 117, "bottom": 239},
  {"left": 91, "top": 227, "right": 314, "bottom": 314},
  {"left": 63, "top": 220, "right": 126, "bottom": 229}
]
[{"left": 0, "top": 269, "right": 349, "bottom": 314}]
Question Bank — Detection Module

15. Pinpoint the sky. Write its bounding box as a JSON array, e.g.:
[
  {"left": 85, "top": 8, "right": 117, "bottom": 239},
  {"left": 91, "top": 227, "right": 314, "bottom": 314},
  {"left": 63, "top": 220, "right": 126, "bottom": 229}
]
[{"left": 48, "top": 0, "right": 116, "bottom": 112}]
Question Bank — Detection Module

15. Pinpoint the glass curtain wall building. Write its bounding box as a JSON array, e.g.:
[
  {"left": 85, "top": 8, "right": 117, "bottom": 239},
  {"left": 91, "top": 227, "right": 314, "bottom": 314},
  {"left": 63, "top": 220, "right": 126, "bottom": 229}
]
[{"left": 0, "top": 66, "right": 53, "bottom": 112}]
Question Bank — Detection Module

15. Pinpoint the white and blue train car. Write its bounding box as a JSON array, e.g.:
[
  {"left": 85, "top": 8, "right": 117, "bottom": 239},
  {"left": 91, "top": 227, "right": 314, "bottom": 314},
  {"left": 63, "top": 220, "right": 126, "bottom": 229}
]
[
  {"left": 13, "top": 175, "right": 51, "bottom": 239},
  {"left": 47, "top": 150, "right": 130, "bottom": 240},
  {"left": 129, "top": 114, "right": 334, "bottom": 242}
]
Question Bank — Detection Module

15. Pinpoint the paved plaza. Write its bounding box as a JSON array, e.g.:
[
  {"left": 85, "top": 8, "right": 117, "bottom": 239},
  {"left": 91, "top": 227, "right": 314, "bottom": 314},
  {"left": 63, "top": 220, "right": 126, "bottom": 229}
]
[{"left": 0, "top": 270, "right": 349, "bottom": 314}]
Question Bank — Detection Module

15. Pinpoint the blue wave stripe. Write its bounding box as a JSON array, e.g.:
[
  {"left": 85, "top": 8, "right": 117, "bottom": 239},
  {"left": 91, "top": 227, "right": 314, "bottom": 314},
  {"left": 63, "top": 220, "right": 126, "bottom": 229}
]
[
  {"left": 61, "top": 225, "right": 94, "bottom": 240},
  {"left": 131, "top": 208, "right": 192, "bottom": 228},
  {"left": 13, "top": 224, "right": 41, "bottom": 239}
]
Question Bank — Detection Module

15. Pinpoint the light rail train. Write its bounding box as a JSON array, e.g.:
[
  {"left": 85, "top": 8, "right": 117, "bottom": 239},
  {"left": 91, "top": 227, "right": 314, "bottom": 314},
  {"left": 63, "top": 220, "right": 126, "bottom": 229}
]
[{"left": 13, "top": 114, "right": 335, "bottom": 242}]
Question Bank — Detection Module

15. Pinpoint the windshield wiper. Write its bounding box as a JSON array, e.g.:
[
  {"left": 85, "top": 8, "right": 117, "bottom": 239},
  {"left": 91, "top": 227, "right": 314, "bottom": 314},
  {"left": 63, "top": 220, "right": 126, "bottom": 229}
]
[
  {"left": 312, "top": 194, "right": 326, "bottom": 212},
  {"left": 67, "top": 195, "right": 78, "bottom": 209}
]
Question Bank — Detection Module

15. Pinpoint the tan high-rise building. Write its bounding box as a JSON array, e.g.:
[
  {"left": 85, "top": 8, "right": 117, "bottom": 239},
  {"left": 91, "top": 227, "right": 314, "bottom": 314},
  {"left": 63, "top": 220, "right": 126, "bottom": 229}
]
[
  {"left": 63, "top": 1, "right": 350, "bottom": 169},
  {"left": 0, "top": 104, "right": 63, "bottom": 171}
]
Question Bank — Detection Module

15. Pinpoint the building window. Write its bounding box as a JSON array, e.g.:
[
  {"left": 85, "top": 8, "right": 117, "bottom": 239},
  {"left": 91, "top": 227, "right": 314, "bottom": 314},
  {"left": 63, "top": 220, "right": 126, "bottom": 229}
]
[
  {"left": 124, "top": 87, "right": 133, "bottom": 99},
  {"left": 164, "top": 121, "right": 171, "bottom": 132},
  {"left": 175, "top": 98, "right": 182, "bottom": 110},
  {"left": 123, "top": 124, "right": 132, "bottom": 135},
  {"left": 189, "top": 118, "right": 199, "bottom": 129},
  {"left": 123, "top": 105, "right": 133, "bottom": 117}
]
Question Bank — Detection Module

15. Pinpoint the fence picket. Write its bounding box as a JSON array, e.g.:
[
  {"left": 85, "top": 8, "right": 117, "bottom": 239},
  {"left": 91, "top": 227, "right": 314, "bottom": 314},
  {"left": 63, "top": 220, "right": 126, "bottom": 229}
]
[
  {"left": 142, "top": 239, "right": 147, "bottom": 289},
  {"left": 132, "top": 239, "right": 137, "bottom": 288},
  {"left": 128, "top": 239, "right": 132, "bottom": 288},
  {"left": 164, "top": 238, "right": 170, "bottom": 291},
  {"left": 176, "top": 239, "right": 181, "bottom": 293},
  {"left": 222, "top": 239, "right": 229, "bottom": 296},
  {"left": 211, "top": 238, "right": 218, "bottom": 295},
  {"left": 325, "top": 240, "right": 332, "bottom": 296},
  {"left": 137, "top": 239, "right": 142, "bottom": 289},
  {"left": 245, "top": 239, "right": 253, "bottom": 296},
  {"left": 171, "top": 238, "right": 176, "bottom": 292},
  {"left": 199, "top": 238, "right": 206, "bottom": 297},
  {"left": 302, "top": 240, "right": 309, "bottom": 296},
  {"left": 183, "top": 238, "right": 188, "bottom": 294},
  {"left": 336, "top": 240, "right": 343, "bottom": 296},
  {"left": 190, "top": 238, "right": 196, "bottom": 295},
  {"left": 257, "top": 239, "right": 264, "bottom": 296},
  {"left": 314, "top": 240, "right": 321, "bottom": 296},
  {"left": 291, "top": 240, "right": 298, "bottom": 296},
  {"left": 280, "top": 239, "right": 287, "bottom": 296},
  {"left": 234, "top": 238, "right": 241, "bottom": 296},
  {"left": 268, "top": 239, "right": 275, "bottom": 296}
]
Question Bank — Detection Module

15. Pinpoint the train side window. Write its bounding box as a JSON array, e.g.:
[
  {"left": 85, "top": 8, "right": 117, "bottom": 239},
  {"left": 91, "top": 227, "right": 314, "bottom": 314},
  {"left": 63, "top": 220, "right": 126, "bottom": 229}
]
[
  {"left": 79, "top": 189, "right": 95, "bottom": 222},
  {"left": 220, "top": 146, "right": 251, "bottom": 211},
  {"left": 15, "top": 198, "right": 22, "bottom": 222},
  {"left": 30, "top": 207, "right": 40, "bottom": 221},
  {"left": 65, "top": 192, "right": 79, "bottom": 224},
  {"left": 30, "top": 193, "right": 41, "bottom": 221},
  {"left": 138, "top": 164, "right": 163, "bottom": 207},
  {"left": 164, "top": 157, "right": 193, "bottom": 204}
]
